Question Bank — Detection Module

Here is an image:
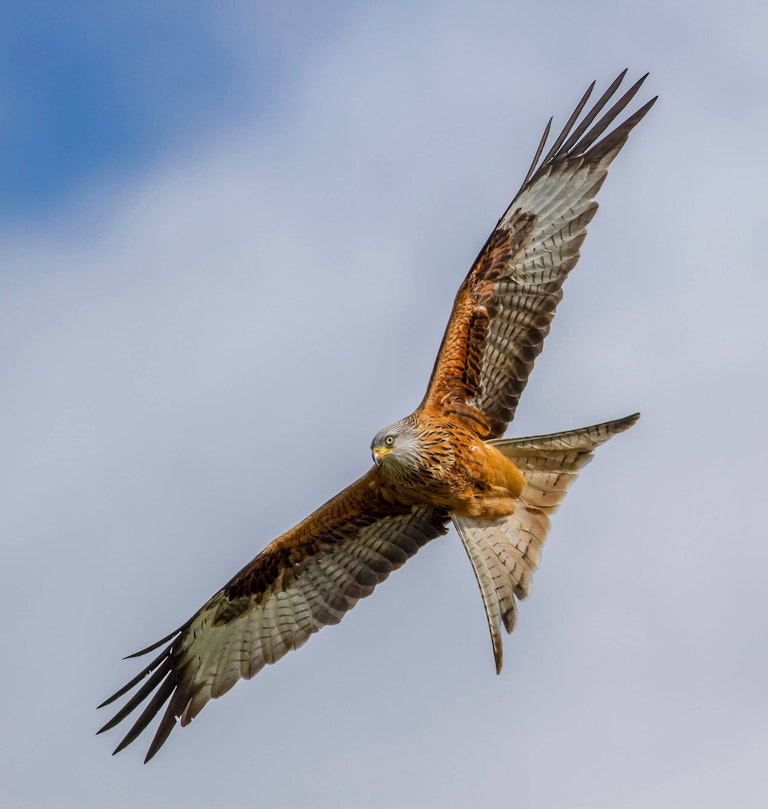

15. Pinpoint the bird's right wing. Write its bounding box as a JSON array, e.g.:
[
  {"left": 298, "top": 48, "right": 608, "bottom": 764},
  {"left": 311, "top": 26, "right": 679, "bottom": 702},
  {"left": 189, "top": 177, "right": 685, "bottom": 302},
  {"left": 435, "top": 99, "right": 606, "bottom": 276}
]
[{"left": 98, "top": 470, "right": 449, "bottom": 762}]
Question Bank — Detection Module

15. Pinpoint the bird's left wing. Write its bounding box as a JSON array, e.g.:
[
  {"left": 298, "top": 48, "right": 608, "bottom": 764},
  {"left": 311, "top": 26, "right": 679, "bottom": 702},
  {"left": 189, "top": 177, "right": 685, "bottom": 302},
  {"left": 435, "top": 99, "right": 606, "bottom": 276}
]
[
  {"left": 98, "top": 470, "right": 448, "bottom": 762},
  {"left": 420, "top": 72, "right": 656, "bottom": 438}
]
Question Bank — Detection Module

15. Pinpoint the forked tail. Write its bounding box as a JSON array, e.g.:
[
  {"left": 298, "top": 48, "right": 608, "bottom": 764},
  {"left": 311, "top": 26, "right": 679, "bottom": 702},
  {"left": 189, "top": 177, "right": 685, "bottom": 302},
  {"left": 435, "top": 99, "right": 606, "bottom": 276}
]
[{"left": 452, "top": 413, "right": 639, "bottom": 673}]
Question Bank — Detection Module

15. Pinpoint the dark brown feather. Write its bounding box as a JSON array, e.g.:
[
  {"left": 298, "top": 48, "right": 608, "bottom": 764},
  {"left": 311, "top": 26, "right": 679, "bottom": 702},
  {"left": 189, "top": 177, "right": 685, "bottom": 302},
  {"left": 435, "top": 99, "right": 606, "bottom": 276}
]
[{"left": 421, "top": 212, "right": 536, "bottom": 430}]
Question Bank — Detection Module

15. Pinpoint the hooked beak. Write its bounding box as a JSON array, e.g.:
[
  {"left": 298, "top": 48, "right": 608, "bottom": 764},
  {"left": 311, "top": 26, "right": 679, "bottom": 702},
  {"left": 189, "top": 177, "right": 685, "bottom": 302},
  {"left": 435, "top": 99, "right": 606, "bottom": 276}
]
[{"left": 372, "top": 446, "right": 391, "bottom": 465}]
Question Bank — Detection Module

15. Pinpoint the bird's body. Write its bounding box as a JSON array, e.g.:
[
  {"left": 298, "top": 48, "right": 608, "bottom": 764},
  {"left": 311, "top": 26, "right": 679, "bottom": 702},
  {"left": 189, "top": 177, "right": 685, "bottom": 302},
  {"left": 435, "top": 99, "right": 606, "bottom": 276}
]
[
  {"left": 99, "top": 71, "right": 655, "bottom": 761},
  {"left": 372, "top": 412, "right": 526, "bottom": 518}
]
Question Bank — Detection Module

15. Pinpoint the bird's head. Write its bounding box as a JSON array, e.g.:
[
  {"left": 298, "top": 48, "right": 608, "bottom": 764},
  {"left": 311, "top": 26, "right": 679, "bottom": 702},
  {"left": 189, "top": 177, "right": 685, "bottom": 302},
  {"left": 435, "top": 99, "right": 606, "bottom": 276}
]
[{"left": 371, "top": 416, "right": 421, "bottom": 470}]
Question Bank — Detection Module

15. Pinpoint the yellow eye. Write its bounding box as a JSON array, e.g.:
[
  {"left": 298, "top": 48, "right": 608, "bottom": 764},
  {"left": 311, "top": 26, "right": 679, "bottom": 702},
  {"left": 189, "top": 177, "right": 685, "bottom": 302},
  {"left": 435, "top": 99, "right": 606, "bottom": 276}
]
[{"left": 384, "top": 436, "right": 394, "bottom": 446}]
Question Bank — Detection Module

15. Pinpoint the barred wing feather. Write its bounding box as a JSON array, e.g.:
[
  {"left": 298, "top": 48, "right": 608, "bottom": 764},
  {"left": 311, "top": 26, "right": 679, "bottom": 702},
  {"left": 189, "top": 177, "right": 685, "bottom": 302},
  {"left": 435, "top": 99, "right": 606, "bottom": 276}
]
[
  {"left": 98, "top": 473, "right": 448, "bottom": 762},
  {"left": 421, "top": 72, "right": 655, "bottom": 438}
]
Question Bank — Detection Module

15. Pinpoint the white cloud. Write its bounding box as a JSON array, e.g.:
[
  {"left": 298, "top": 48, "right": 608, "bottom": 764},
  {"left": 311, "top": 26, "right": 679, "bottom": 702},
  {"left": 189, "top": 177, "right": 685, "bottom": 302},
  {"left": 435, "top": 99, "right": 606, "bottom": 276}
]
[{"left": 1, "top": 2, "right": 767, "bottom": 807}]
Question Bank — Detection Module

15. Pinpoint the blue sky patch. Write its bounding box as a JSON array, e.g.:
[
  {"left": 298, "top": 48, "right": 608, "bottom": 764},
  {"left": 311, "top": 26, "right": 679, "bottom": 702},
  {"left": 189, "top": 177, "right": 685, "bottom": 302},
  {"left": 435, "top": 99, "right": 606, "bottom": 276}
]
[{"left": 0, "top": 5, "right": 252, "bottom": 221}]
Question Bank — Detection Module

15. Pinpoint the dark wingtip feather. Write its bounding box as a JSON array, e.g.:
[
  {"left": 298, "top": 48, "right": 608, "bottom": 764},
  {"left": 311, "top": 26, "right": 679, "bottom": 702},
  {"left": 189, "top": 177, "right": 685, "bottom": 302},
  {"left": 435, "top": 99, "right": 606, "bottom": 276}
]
[
  {"left": 97, "top": 639, "right": 176, "bottom": 709},
  {"left": 570, "top": 73, "right": 650, "bottom": 155},
  {"left": 520, "top": 71, "right": 654, "bottom": 194},
  {"left": 98, "top": 628, "right": 185, "bottom": 759},
  {"left": 587, "top": 95, "right": 657, "bottom": 162},
  {"left": 537, "top": 79, "right": 596, "bottom": 169},
  {"left": 111, "top": 673, "right": 176, "bottom": 756},
  {"left": 124, "top": 628, "right": 182, "bottom": 659},
  {"left": 521, "top": 117, "right": 553, "bottom": 188},
  {"left": 97, "top": 657, "right": 173, "bottom": 734},
  {"left": 556, "top": 69, "right": 630, "bottom": 156},
  {"left": 143, "top": 703, "right": 179, "bottom": 763}
]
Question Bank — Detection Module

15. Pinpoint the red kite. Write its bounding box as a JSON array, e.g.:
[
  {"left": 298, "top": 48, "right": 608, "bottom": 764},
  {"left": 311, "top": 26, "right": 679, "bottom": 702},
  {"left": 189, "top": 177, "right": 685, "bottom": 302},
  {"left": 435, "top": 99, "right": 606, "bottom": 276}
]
[{"left": 99, "top": 71, "right": 655, "bottom": 761}]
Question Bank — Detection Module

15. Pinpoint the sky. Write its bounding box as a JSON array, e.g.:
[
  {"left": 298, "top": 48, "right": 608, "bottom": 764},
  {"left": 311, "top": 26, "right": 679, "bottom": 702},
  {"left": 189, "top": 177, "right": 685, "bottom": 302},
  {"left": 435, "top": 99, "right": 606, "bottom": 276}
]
[{"left": 1, "top": 1, "right": 767, "bottom": 807}]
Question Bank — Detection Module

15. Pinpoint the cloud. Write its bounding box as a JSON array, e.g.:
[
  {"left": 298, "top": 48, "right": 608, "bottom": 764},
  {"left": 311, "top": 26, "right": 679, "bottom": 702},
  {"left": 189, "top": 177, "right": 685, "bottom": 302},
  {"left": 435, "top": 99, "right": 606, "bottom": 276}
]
[{"left": 1, "top": 2, "right": 766, "bottom": 807}]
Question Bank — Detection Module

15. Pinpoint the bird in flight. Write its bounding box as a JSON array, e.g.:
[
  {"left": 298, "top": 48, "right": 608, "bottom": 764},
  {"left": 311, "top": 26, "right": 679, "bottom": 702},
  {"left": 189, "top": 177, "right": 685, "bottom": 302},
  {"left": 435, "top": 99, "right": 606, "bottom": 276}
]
[{"left": 99, "top": 71, "right": 655, "bottom": 762}]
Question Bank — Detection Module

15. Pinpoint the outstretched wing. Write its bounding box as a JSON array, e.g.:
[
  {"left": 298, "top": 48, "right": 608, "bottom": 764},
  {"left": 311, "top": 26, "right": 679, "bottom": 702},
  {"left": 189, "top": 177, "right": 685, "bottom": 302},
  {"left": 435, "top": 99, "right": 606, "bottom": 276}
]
[
  {"left": 98, "top": 471, "right": 449, "bottom": 762},
  {"left": 420, "top": 72, "right": 656, "bottom": 438}
]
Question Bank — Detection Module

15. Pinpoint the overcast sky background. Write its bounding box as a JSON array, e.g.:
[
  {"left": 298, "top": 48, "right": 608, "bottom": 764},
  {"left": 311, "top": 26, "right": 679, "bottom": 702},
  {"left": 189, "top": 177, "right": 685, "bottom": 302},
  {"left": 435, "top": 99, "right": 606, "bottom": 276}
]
[{"left": 1, "top": 2, "right": 766, "bottom": 807}]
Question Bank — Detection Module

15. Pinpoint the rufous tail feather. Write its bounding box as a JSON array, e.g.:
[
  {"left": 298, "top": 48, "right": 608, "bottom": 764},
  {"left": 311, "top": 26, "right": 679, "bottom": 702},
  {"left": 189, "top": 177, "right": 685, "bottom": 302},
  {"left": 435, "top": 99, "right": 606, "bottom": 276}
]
[{"left": 452, "top": 413, "right": 639, "bottom": 673}]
